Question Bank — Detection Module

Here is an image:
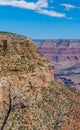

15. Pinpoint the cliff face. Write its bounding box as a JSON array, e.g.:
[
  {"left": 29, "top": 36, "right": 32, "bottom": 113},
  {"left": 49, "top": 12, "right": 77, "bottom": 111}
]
[{"left": 0, "top": 33, "right": 80, "bottom": 130}]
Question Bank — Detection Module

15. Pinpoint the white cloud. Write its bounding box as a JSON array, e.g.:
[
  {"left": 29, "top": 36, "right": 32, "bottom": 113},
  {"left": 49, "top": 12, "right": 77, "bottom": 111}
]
[
  {"left": 0, "top": 0, "right": 66, "bottom": 18},
  {"left": 0, "top": 0, "right": 48, "bottom": 10},
  {"left": 36, "top": 0, "right": 48, "bottom": 8},
  {"left": 37, "top": 9, "right": 65, "bottom": 18},
  {"left": 0, "top": 0, "right": 38, "bottom": 10},
  {"left": 60, "top": 3, "right": 76, "bottom": 10}
]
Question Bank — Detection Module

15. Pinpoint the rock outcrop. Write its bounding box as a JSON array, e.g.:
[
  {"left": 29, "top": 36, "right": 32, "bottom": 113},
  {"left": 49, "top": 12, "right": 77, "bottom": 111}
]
[{"left": 0, "top": 32, "right": 54, "bottom": 112}]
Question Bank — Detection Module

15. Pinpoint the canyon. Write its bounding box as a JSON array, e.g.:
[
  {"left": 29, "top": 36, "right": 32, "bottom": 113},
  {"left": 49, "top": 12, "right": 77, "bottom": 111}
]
[{"left": 35, "top": 39, "right": 80, "bottom": 89}]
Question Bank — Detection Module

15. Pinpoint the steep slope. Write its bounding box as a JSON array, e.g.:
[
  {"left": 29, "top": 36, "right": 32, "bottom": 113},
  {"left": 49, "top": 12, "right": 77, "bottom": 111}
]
[
  {"left": 0, "top": 33, "right": 80, "bottom": 130},
  {"left": 2, "top": 81, "right": 80, "bottom": 130}
]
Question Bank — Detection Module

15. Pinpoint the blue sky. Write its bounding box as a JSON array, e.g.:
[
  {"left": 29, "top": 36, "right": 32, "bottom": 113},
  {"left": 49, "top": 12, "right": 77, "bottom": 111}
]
[{"left": 0, "top": 0, "right": 80, "bottom": 39}]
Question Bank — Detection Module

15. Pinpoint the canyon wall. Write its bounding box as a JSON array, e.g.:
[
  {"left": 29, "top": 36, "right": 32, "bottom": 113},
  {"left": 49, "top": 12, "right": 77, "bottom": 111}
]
[
  {"left": 35, "top": 39, "right": 80, "bottom": 89},
  {"left": 35, "top": 39, "right": 80, "bottom": 62}
]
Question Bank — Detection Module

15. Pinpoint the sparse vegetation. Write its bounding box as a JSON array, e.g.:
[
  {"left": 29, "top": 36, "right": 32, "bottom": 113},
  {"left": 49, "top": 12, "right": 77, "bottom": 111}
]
[{"left": 0, "top": 32, "right": 80, "bottom": 130}]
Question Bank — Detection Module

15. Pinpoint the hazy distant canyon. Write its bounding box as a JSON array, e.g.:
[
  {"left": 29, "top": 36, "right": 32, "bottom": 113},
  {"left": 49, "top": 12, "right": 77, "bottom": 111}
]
[{"left": 35, "top": 40, "right": 80, "bottom": 89}]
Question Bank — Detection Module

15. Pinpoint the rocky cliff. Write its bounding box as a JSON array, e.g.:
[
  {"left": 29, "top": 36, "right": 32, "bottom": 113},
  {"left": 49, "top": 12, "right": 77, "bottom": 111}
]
[{"left": 0, "top": 33, "right": 80, "bottom": 130}]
